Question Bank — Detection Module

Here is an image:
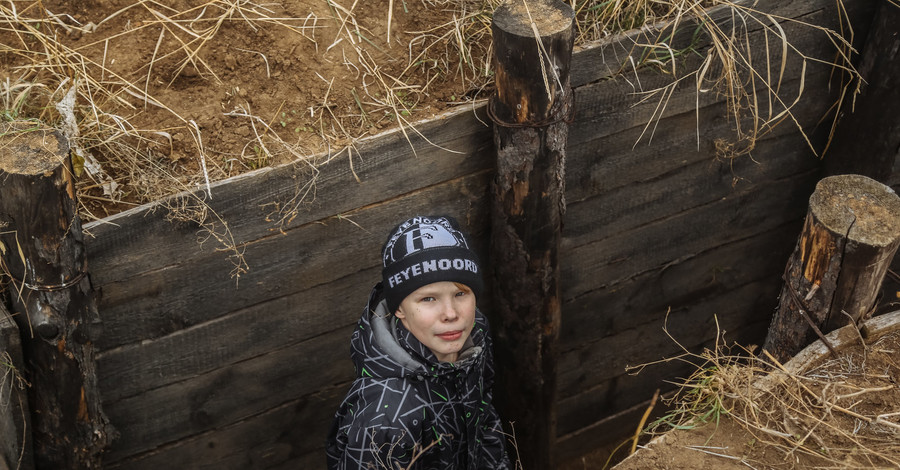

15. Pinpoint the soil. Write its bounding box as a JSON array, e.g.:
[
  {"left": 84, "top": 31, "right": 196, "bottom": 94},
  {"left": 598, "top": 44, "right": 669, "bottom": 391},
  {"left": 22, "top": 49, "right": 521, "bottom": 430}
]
[
  {"left": 0, "top": 0, "right": 491, "bottom": 219},
  {"left": 615, "top": 329, "right": 900, "bottom": 469}
]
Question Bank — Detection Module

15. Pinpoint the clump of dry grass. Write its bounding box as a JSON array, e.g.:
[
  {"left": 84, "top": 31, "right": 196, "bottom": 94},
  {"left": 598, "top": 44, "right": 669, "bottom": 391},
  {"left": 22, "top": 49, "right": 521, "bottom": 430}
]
[{"left": 639, "top": 323, "right": 900, "bottom": 468}]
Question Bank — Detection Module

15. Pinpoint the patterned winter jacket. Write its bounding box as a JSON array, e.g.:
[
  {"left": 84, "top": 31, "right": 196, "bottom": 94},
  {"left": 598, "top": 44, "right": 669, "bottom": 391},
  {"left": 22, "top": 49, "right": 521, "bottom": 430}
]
[{"left": 326, "top": 284, "right": 510, "bottom": 470}]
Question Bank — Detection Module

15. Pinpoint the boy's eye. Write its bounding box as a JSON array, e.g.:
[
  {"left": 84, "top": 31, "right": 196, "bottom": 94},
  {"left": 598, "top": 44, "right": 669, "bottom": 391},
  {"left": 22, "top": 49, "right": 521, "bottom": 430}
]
[
  {"left": 455, "top": 291, "right": 467, "bottom": 297},
  {"left": 421, "top": 296, "right": 436, "bottom": 302}
]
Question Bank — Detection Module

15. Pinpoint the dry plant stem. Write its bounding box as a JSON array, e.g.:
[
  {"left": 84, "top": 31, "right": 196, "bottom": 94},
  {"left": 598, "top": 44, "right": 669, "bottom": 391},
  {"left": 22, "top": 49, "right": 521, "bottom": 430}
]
[
  {"left": 637, "top": 317, "right": 900, "bottom": 468},
  {"left": 763, "top": 350, "right": 873, "bottom": 423},
  {"left": 631, "top": 388, "right": 660, "bottom": 454},
  {"left": 387, "top": 0, "right": 394, "bottom": 44}
]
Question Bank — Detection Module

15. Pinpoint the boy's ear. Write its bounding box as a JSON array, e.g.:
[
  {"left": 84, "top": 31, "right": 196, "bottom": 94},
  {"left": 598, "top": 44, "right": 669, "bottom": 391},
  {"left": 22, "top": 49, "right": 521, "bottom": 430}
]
[{"left": 394, "top": 306, "right": 407, "bottom": 320}]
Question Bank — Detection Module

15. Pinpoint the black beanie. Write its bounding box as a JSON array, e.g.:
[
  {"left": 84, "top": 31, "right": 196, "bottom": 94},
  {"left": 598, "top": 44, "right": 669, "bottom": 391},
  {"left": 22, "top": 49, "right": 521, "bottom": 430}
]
[{"left": 381, "top": 215, "right": 484, "bottom": 313}]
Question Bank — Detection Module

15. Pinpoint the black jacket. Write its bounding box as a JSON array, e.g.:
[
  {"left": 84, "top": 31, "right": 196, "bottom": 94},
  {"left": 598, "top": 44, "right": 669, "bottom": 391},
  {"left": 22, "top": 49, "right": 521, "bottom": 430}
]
[{"left": 326, "top": 285, "right": 510, "bottom": 469}]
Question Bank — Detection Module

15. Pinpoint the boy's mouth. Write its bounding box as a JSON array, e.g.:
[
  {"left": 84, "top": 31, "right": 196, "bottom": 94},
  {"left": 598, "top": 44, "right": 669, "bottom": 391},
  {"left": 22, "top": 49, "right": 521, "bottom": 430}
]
[{"left": 436, "top": 330, "right": 463, "bottom": 341}]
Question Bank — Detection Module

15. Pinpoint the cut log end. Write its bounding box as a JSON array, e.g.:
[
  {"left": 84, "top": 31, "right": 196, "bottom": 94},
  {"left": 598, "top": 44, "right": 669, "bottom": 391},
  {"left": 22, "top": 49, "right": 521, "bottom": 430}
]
[
  {"left": 764, "top": 174, "right": 900, "bottom": 361},
  {"left": 0, "top": 122, "right": 67, "bottom": 176},
  {"left": 493, "top": 0, "right": 575, "bottom": 38},
  {"left": 810, "top": 174, "right": 900, "bottom": 247}
]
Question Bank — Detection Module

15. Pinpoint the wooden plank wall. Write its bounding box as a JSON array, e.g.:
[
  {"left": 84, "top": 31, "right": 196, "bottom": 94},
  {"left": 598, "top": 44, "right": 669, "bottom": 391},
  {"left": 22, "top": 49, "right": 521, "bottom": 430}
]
[
  {"left": 86, "top": 100, "right": 495, "bottom": 468},
  {"left": 555, "top": 0, "right": 877, "bottom": 461},
  {"left": 77, "top": 0, "right": 876, "bottom": 467}
]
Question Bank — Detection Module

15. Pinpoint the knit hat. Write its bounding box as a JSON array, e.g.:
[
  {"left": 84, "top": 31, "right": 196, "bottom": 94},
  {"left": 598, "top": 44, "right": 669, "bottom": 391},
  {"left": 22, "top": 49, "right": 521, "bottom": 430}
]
[{"left": 381, "top": 215, "right": 484, "bottom": 313}]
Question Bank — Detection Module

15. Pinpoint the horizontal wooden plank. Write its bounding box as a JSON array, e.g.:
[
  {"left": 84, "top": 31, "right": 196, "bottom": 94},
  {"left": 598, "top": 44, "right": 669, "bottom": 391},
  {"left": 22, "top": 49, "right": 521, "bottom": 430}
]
[
  {"left": 103, "top": 326, "right": 352, "bottom": 461},
  {"left": 106, "top": 383, "right": 346, "bottom": 469},
  {"left": 557, "top": 278, "right": 774, "bottom": 403},
  {"left": 562, "top": 127, "right": 819, "bottom": 252},
  {"left": 560, "top": 222, "right": 800, "bottom": 352},
  {"left": 569, "top": 0, "right": 854, "bottom": 87},
  {"left": 557, "top": 361, "right": 694, "bottom": 441},
  {"left": 554, "top": 397, "right": 658, "bottom": 469},
  {"left": 565, "top": 0, "right": 873, "bottom": 204},
  {"left": 561, "top": 167, "right": 817, "bottom": 298},
  {"left": 554, "top": 319, "right": 769, "bottom": 464},
  {"left": 97, "top": 266, "right": 374, "bottom": 402},
  {"left": 558, "top": 316, "right": 771, "bottom": 436},
  {"left": 95, "top": 171, "right": 491, "bottom": 351},
  {"left": 84, "top": 105, "right": 494, "bottom": 286},
  {"left": 570, "top": 0, "right": 848, "bottom": 135},
  {"left": 567, "top": 68, "right": 834, "bottom": 207}
]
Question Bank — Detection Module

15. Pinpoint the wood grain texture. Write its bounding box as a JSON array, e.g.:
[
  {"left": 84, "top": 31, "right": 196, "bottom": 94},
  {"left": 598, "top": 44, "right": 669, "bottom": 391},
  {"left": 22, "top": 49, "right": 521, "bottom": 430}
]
[
  {"left": 562, "top": 122, "right": 821, "bottom": 257},
  {"left": 569, "top": 0, "right": 853, "bottom": 88},
  {"left": 0, "top": 305, "right": 32, "bottom": 470},
  {"left": 566, "top": 5, "right": 861, "bottom": 204},
  {"left": 105, "top": 384, "right": 347, "bottom": 469},
  {"left": 825, "top": 1, "right": 900, "bottom": 181},
  {"left": 97, "top": 266, "right": 376, "bottom": 403},
  {"left": 554, "top": 321, "right": 771, "bottom": 461},
  {"left": 560, "top": 222, "right": 801, "bottom": 355},
  {"left": 552, "top": 0, "right": 876, "bottom": 451},
  {"left": 555, "top": 397, "right": 663, "bottom": 467},
  {"left": 490, "top": 2, "right": 574, "bottom": 467},
  {"left": 103, "top": 328, "right": 351, "bottom": 461},
  {"left": 93, "top": 172, "right": 491, "bottom": 351},
  {"left": 562, "top": 169, "right": 820, "bottom": 298},
  {"left": 0, "top": 123, "right": 112, "bottom": 469},
  {"left": 557, "top": 280, "right": 775, "bottom": 404}
]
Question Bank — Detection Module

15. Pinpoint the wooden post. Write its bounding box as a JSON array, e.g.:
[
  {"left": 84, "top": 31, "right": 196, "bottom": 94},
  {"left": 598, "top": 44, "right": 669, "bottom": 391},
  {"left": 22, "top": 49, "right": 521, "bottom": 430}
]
[
  {"left": 489, "top": 1, "right": 574, "bottom": 468},
  {"left": 0, "top": 122, "right": 113, "bottom": 469},
  {"left": 0, "top": 303, "right": 34, "bottom": 470},
  {"left": 824, "top": 1, "right": 900, "bottom": 181},
  {"left": 762, "top": 174, "right": 900, "bottom": 364}
]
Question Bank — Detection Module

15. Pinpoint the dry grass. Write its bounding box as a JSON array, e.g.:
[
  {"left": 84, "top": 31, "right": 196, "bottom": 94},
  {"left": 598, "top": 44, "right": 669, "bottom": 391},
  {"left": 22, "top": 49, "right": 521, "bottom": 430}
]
[
  {"left": 639, "top": 322, "right": 900, "bottom": 469},
  {"left": 1, "top": 0, "right": 863, "bottom": 276}
]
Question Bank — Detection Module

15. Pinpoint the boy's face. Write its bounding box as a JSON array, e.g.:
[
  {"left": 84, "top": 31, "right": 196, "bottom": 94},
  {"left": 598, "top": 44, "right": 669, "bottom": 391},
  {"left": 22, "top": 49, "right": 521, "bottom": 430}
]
[{"left": 395, "top": 281, "right": 476, "bottom": 363}]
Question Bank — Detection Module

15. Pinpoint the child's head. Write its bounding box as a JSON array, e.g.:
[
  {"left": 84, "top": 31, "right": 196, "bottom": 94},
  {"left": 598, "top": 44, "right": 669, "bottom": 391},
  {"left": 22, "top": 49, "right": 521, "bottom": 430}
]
[
  {"left": 394, "top": 281, "right": 476, "bottom": 363},
  {"left": 381, "top": 215, "right": 483, "bottom": 313},
  {"left": 381, "top": 216, "right": 483, "bottom": 362}
]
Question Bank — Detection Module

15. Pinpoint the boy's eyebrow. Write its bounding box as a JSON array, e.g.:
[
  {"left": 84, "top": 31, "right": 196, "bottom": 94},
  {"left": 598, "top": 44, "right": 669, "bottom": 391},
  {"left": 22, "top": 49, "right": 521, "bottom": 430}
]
[
  {"left": 413, "top": 287, "right": 451, "bottom": 296},
  {"left": 415, "top": 290, "right": 441, "bottom": 296}
]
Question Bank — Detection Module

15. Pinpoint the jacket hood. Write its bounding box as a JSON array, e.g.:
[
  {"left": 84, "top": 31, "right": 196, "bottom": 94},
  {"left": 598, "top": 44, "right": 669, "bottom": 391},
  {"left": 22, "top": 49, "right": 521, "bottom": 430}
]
[
  {"left": 350, "top": 284, "right": 483, "bottom": 381},
  {"left": 327, "top": 283, "right": 511, "bottom": 470}
]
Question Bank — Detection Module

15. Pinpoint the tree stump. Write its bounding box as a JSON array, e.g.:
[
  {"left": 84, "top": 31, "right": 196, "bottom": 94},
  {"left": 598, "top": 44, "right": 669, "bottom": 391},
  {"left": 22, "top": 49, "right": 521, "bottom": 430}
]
[
  {"left": 0, "top": 121, "right": 113, "bottom": 469},
  {"left": 489, "top": 1, "right": 574, "bottom": 468},
  {"left": 762, "top": 174, "right": 900, "bottom": 364}
]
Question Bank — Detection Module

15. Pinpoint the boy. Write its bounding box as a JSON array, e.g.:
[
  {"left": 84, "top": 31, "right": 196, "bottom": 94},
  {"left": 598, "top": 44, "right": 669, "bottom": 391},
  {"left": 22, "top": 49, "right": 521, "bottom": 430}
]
[{"left": 326, "top": 215, "right": 510, "bottom": 469}]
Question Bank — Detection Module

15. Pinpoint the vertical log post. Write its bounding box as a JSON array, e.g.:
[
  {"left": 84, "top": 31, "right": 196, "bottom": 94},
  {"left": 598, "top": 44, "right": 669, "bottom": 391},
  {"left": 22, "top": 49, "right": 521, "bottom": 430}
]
[
  {"left": 762, "top": 174, "right": 900, "bottom": 364},
  {"left": 0, "top": 122, "right": 113, "bottom": 469},
  {"left": 824, "top": 1, "right": 900, "bottom": 181},
  {"left": 0, "top": 303, "right": 33, "bottom": 470},
  {"left": 489, "top": 1, "right": 574, "bottom": 468}
]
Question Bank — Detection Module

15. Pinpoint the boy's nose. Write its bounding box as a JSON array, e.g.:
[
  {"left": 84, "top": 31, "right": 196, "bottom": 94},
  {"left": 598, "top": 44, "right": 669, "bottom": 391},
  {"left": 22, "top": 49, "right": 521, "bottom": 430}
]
[{"left": 442, "top": 301, "right": 459, "bottom": 321}]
